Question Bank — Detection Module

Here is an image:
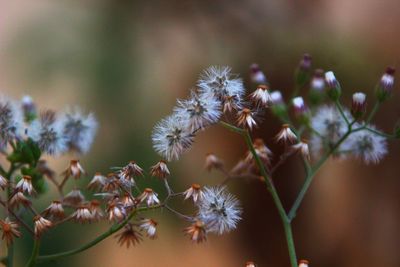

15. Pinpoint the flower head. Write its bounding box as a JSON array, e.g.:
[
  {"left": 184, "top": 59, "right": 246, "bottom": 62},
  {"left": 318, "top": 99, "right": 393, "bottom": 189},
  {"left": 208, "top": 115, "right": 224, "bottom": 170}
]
[
  {"left": 149, "top": 160, "right": 170, "bottom": 179},
  {"left": 197, "top": 186, "right": 241, "bottom": 235},
  {"left": 63, "top": 189, "right": 85, "bottom": 207},
  {"left": 15, "top": 175, "right": 35, "bottom": 195},
  {"left": 89, "top": 200, "right": 104, "bottom": 222},
  {"left": 21, "top": 95, "right": 37, "bottom": 121},
  {"left": 63, "top": 160, "right": 85, "bottom": 180},
  {"left": 0, "top": 218, "right": 21, "bottom": 246},
  {"left": 298, "top": 259, "right": 309, "bottom": 267},
  {"left": 33, "top": 215, "right": 52, "bottom": 237},
  {"left": 87, "top": 172, "right": 106, "bottom": 191},
  {"left": 377, "top": 66, "right": 395, "bottom": 100},
  {"left": 43, "top": 200, "right": 65, "bottom": 220},
  {"left": 9, "top": 190, "right": 31, "bottom": 209},
  {"left": 118, "top": 161, "right": 143, "bottom": 188},
  {"left": 292, "top": 97, "right": 308, "bottom": 116},
  {"left": 310, "top": 69, "right": 325, "bottom": 91},
  {"left": 325, "top": 71, "right": 341, "bottom": 100},
  {"left": 204, "top": 153, "right": 223, "bottom": 171},
  {"left": 115, "top": 224, "right": 142, "bottom": 248},
  {"left": 174, "top": 91, "right": 221, "bottom": 131},
  {"left": 250, "top": 85, "right": 272, "bottom": 106},
  {"left": 73, "top": 205, "right": 93, "bottom": 224},
  {"left": 246, "top": 261, "right": 257, "bottom": 267},
  {"left": 140, "top": 218, "right": 158, "bottom": 239},
  {"left": 184, "top": 184, "right": 204, "bottom": 203},
  {"left": 351, "top": 92, "right": 367, "bottom": 118},
  {"left": 250, "top": 64, "right": 267, "bottom": 84},
  {"left": 237, "top": 108, "right": 259, "bottom": 130},
  {"left": 275, "top": 124, "right": 297, "bottom": 144},
  {"left": 138, "top": 188, "right": 160, "bottom": 206},
  {"left": 184, "top": 220, "right": 207, "bottom": 243},
  {"left": 107, "top": 202, "right": 126, "bottom": 222},
  {"left": 152, "top": 114, "right": 195, "bottom": 161},
  {"left": 291, "top": 140, "right": 310, "bottom": 161},
  {"left": 270, "top": 91, "right": 284, "bottom": 105},
  {"left": 0, "top": 97, "right": 24, "bottom": 149},
  {"left": 27, "top": 110, "right": 68, "bottom": 155}
]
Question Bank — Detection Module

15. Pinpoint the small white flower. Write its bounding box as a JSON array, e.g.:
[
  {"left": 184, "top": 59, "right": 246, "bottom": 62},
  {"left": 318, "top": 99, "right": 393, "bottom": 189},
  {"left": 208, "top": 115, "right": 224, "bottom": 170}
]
[
  {"left": 291, "top": 140, "right": 310, "bottom": 160},
  {"left": 237, "top": 108, "right": 258, "bottom": 130},
  {"left": 183, "top": 184, "right": 204, "bottom": 203},
  {"left": 352, "top": 92, "right": 366, "bottom": 105},
  {"left": 73, "top": 206, "right": 93, "bottom": 223},
  {"left": 310, "top": 69, "right": 325, "bottom": 91},
  {"left": 174, "top": 91, "right": 221, "bottom": 131},
  {"left": 380, "top": 67, "right": 395, "bottom": 92},
  {"left": 250, "top": 64, "right": 267, "bottom": 84},
  {"left": 292, "top": 97, "right": 308, "bottom": 115},
  {"left": 270, "top": 91, "right": 284, "bottom": 105},
  {"left": 250, "top": 85, "right": 272, "bottom": 106},
  {"left": 325, "top": 71, "right": 337, "bottom": 88},
  {"left": 275, "top": 124, "right": 297, "bottom": 144},
  {"left": 298, "top": 259, "right": 309, "bottom": 267},
  {"left": 140, "top": 218, "right": 158, "bottom": 239},
  {"left": 43, "top": 200, "right": 65, "bottom": 220},
  {"left": 152, "top": 114, "right": 194, "bottom": 161},
  {"left": 197, "top": 186, "right": 242, "bottom": 235},
  {"left": 62, "top": 110, "right": 98, "bottom": 154},
  {"left": 15, "top": 176, "right": 34, "bottom": 195},
  {"left": 138, "top": 188, "right": 160, "bottom": 206},
  {"left": 246, "top": 261, "right": 257, "bottom": 267}
]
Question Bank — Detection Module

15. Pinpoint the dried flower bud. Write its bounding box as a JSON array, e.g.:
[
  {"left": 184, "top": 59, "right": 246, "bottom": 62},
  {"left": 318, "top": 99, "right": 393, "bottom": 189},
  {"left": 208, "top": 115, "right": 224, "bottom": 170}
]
[
  {"left": 0, "top": 175, "right": 8, "bottom": 190},
  {"left": 140, "top": 219, "right": 158, "bottom": 239},
  {"left": 138, "top": 188, "right": 160, "bottom": 207},
  {"left": 9, "top": 190, "right": 31, "bottom": 209},
  {"left": 275, "top": 124, "right": 297, "bottom": 144},
  {"left": 351, "top": 92, "right": 367, "bottom": 118},
  {"left": 291, "top": 140, "right": 310, "bottom": 161},
  {"left": 15, "top": 175, "right": 34, "bottom": 195},
  {"left": 102, "top": 173, "right": 120, "bottom": 192},
  {"left": 237, "top": 108, "right": 258, "bottom": 130},
  {"left": 309, "top": 69, "right": 325, "bottom": 105},
  {"left": 298, "top": 259, "right": 309, "bottom": 267},
  {"left": 245, "top": 138, "right": 272, "bottom": 167},
  {"left": 36, "top": 160, "right": 55, "bottom": 180},
  {"left": 149, "top": 160, "right": 170, "bottom": 179},
  {"left": 63, "top": 189, "right": 85, "bottom": 207},
  {"left": 184, "top": 220, "right": 207, "bottom": 243},
  {"left": 245, "top": 261, "right": 257, "bottom": 267},
  {"left": 89, "top": 200, "right": 104, "bottom": 222},
  {"left": 325, "top": 71, "right": 341, "bottom": 100},
  {"left": 33, "top": 215, "right": 52, "bottom": 237},
  {"left": 107, "top": 202, "right": 126, "bottom": 222},
  {"left": 63, "top": 160, "right": 85, "bottom": 180},
  {"left": 376, "top": 66, "right": 395, "bottom": 102},
  {"left": 121, "top": 193, "right": 136, "bottom": 209},
  {"left": 0, "top": 218, "right": 21, "bottom": 246},
  {"left": 295, "top": 54, "right": 312, "bottom": 87},
  {"left": 250, "top": 64, "right": 267, "bottom": 84},
  {"left": 205, "top": 153, "right": 223, "bottom": 171},
  {"left": 87, "top": 172, "right": 106, "bottom": 191},
  {"left": 250, "top": 85, "right": 272, "bottom": 106},
  {"left": 184, "top": 184, "right": 204, "bottom": 203},
  {"left": 73, "top": 205, "right": 93, "bottom": 224},
  {"left": 118, "top": 161, "right": 143, "bottom": 187},
  {"left": 43, "top": 200, "right": 65, "bottom": 220},
  {"left": 115, "top": 224, "right": 142, "bottom": 248}
]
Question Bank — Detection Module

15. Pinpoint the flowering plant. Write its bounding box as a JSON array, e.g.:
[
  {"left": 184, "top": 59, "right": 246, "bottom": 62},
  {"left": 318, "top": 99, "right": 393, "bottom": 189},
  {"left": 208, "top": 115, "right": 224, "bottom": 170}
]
[{"left": 0, "top": 54, "right": 399, "bottom": 267}]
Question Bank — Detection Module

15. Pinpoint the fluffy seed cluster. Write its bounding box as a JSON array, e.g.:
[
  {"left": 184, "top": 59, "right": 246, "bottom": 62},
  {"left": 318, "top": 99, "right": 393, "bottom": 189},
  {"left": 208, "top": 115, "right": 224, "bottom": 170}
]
[{"left": 152, "top": 66, "right": 245, "bottom": 161}]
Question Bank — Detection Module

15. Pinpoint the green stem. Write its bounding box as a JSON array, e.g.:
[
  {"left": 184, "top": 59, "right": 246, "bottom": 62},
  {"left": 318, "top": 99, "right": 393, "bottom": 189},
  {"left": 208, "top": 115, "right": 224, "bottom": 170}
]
[
  {"left": 25, "top": 239, "right": 41, "bottom": 267},
  {"left": 335, "top": 100, "right": 350, "bottom": 126},
  {"left": 220, "top": 121, "right": 298, "bottom": 267},
  {"left": 37, "top": 207, "right": 145, "bottom": 263},
  {"left": 365, "top": 102, "right": 380, "bottom": 124}
]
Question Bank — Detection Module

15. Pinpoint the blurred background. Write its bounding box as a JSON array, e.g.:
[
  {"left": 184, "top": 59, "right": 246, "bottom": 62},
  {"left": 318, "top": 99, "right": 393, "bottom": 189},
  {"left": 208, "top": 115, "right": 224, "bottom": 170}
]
[{"left": 1, "top": 0, "right": 400, "bottom": 266}]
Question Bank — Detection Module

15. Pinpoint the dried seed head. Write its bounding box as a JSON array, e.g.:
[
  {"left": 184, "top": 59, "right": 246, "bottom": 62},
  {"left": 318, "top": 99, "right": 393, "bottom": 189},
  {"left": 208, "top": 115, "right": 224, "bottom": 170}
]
[
  {"left": 89, "top": 200, "right": 104, "bottom": 222},
  {"left": 0, "top": 175, "right": 8, "bottom": 190},
  {"left": 275, "top": 124, "right": 297, "bottom": 144},
  {"left": 291, "top": 140, "right": 310, "bottom": 161},
  {"left": 250, "top": 85, "right": 272, "bottom": 106},
  {"left": 43, "top": 200, "right": 65, "bottom": 220},
  {"left": 149, "top": 160, "right": 170, "bottom": 179},
  {"left": 298, "top": 259, "right": 309, "bottom": 267},
  {"left": 9, "top": 190, "right": 31, "bottom": 209},
  {"left": 184, "top": 220, "right": 207, "bottom": 243},
  {"left": 0, "top": 218, "right": 21, "bottom": 246},
  {"left": 140, "top": 218, "right": 158, "bottom": 239},
  {"left": 237, "top": 108, "right": 258, "bottom": 130},
  {"left": 107, "top": 202, "right": 126, "bottom": 222},
  {"left": 63, "top": 160, "right": 85, "bottom": 180},
  {"left": 183, "top": 184, "right": 204, "bottom": 203},
  {"left": 63, "top": 189, "right": 85, "bottom": 207},
  {"left": 87, "top": 172, "right": 106, "bottom": 191},
  {"left": 138, "top": 188, "right": 160, "bottom": 207},
  {"left": 204, "top": 153, "right": 223, "bottom": 171},
  {"left": 73, "top": 205, "right": 93, "bottom": 224},
  {"left": 115, "top": 224, "right": 142, "bottom": 248},
  {"left": 15, "top": 175, "right": 34, "bottom": 195},
  {"left": 33, "top": 215, "right": 52, "bottom": 237},
  {"left": 245, "top": 261, "right": 257, "bottom": 267}
]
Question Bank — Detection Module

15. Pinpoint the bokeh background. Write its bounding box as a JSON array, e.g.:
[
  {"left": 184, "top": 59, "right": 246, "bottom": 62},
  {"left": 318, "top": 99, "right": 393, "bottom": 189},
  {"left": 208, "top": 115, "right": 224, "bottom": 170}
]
[{"left": 1, "top": 0, "right": 400, "bottom": 266}]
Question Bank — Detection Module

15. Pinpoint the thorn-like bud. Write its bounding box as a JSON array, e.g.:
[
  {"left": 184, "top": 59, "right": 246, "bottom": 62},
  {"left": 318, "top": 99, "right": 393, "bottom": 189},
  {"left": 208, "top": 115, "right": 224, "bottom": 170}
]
[
  {"left": 325, "top": 71, "right": 341, "bottom": 100},
  {"left": 351, "top": 92, "right": 367, "bottom": 119}
]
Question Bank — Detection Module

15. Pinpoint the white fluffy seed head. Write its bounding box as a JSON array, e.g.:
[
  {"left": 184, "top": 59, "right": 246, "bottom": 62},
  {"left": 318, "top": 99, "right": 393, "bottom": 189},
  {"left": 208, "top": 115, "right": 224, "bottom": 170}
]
[
  {"left": 152, "top": 114, "right": 194, "bottom": 161},
  {"left": 0, "top": 96, "right": 25, "bottom": 148}
]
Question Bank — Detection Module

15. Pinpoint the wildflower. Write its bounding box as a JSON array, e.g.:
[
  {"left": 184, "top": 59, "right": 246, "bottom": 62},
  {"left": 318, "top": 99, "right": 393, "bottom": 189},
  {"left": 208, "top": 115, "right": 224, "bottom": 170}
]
[
  {"left": 270, "top": 91, "right": 284, "bottom": 105},
  {"left": 198, "top": 66, "right": 245, "bottom": 101},
  {"left": 116, "top": 224, "right": 142, "bottom": 248},
  {"left": 33, "top": 215, "right": 52, "bottom": 236},
  {"left": 292, "top": 97, "right": 308, "bottom": 116},
  {"left": 0, "top": 175, "right": 8, "bottom": 190},
  {"left": 275, "top": 124, "right": 297, "bottom": 144},
  {"left": 121, "top": 193, "right": 136, "bottom": 209},
  {"left": 73, "top": 205, "right": 93, "bottom": 224},
  {"left": 351, "top": 92, "right": 367, "bottom": 118},
  {"left": 27, "top": 110, "right": 67, "bottom": 155},
  {"left": 184, "top": 220, "right": 207, "bottom": 243},
  {"left": 9, "top": 190, "right": 31, "bottom": 209},
  {"left": 107, "top": 202, "right": 126, "bottom": 222},
  {"left": 21, "top": 95, "right": 37, "bottom": 121},
  {"left": 237, "top": 108, "right": 258, "bottom": 130},
  {"left": 341, "top": 125, "right": 387, "bottom": 164},
  {"left": 138, "top": 188, "right": 160, "bottom": 206},
  {"left": 43, "top": 200, "right": 65, "bottom": 220},
  {"left": 149, "top": 160, "right": 170, "bottom": 179},
  {"left": 291, "top": 140, "right": 310, "bottom": 160},
  {"left": 250, "top": 64, "right": 267, "bottom": 84},
  {"left": 102, "top": 173, "right": 120, "bottom": 192},
  {"left": 298, "top": 259, "right": 309, "bottom": 267},
  {"left": 246, "top": 262, "right": 257, "bottom": 267},
  {"left": 62, "top": 110, "right": 98, "bottom": 154},
  {"left": 63, "top": 159, "right": 85, "bottom": 180},
  {"left": 0, "top": 218, "right": 21, "bottom": 245},
  {"left": 250, "top": 85, "right": 272, "bottom": 106},
  {"left": 184, "top": 184, "right": 204, "bottom": 203},
  {"left": 174, "top": 90, "right": 221, "bottom": 131},
  {"left": 245, "top": 138, "right": 273, "bottom": 166},
  {"left": 0, "top": 97, "right": 24, "bottom": 149},
  {"left": 15, "top": 175, "right": 34, "bottom": 195},
  {"left": 325, "top": 71, "right": 341, "bottom": 100},
  {"left": 197, "top": 186, "right": 242, "bottom": 235},
  {"left": 140, "top": 218, "right": 158, "bottom": 239},
  {"left": 376, "top": 66, "right": 395, "bottom": 101},
  {"left": 298, "top": 53, "right": 312, "bottom": 70},
  {"left": 118, "top": 161, "right": 143, "bottom": 187},
  {"left": 310, "top": 69, "right": 325, "bottom": 91},
  {"left": 87, "top": 172, "right": 106, "bottom": 191},
  {"left": 89, "top": 200, "right": 104, "bottom": 222},
  {"left": 152, "top": 114, "right": 195, "bottom": 161},
  {"left": 222, "top": 94, "right": 242, "bottom": 113},
  {"left": 204, "top": 153, "right": 223, "bottom": 171},
  {"left": 63, "top": 189, "right": 85, "bottom": 207}
]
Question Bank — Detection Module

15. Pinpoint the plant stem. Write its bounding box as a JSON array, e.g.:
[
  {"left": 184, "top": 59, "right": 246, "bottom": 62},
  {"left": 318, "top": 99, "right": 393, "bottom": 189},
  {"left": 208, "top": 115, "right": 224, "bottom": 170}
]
[
  {"left": 365, "top": 102, "right": 380, "bottom": 124},
  {"left": 220, "top": 121, "right": 298, "bottom": 267},
  {"left": 25, "top": 239, "right": 40, "bottom": 267},
  {"left": 335, "top": 100, "right": 350, "bottom": 126}
]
